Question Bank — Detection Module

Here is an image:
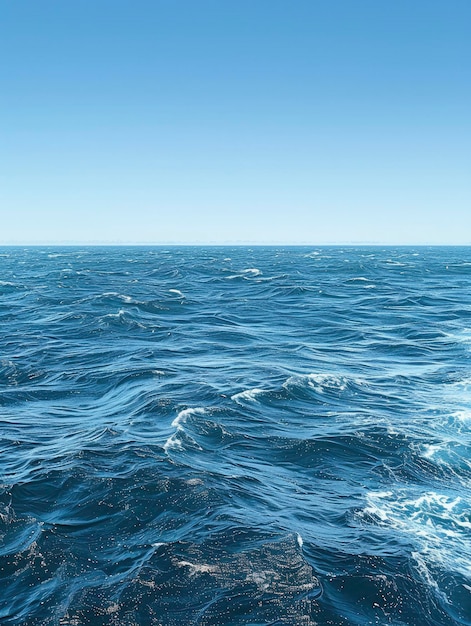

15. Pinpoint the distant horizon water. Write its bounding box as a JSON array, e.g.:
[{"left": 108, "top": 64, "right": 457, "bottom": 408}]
[{"left": 2, "top": 241, "right": 471, "bottom": 247}]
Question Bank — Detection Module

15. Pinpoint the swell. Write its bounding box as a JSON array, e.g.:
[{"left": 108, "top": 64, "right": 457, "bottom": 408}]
[{"left": 1, "top": 246, "right": 470, "bottom": 625}]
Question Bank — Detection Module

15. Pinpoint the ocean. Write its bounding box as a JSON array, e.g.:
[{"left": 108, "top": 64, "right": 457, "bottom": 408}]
[{"left": 0, "top": 246, "right": 470, "bottom": 625}]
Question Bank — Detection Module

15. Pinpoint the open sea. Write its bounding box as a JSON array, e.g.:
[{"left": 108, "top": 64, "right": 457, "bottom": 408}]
[{"left": 1, "top": 245, "right": 470, "bottom": 626}]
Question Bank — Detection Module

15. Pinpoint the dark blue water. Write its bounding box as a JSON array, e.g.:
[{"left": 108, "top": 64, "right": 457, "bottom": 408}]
[{"left": 1, "top": 246, "right": 470, "bottom": 626}]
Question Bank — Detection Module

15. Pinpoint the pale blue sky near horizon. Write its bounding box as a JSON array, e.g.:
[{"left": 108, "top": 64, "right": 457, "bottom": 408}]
[{"left": 1, "top": 0, "right": 470, "bottom": 244}]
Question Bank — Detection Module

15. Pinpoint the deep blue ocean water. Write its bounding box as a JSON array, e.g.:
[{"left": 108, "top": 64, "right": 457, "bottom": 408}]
[{"left": 1, "top": 246, "right": 470, "bottom": 626}]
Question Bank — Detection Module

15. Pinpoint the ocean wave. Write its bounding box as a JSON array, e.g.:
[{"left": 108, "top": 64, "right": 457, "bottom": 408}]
[
  {"left": 231, "top": 388, "right": 266, "bottom": 403},
  {"left": 359, "top": 489, "right": 471, "bottom": 578},
  {"left": 1, "top": 246, "right": 471, "bottom": 625},
  {"left": 282, "top": 372, "right": 366, "bottom": 397},
  {"left": 163, "top": 408, "right": 206, "bottom": 454}
]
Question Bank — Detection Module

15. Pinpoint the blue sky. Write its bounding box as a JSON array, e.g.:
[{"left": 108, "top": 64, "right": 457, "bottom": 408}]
[{"left": 1, "top": 0, "right": 470, "bottom": 244}]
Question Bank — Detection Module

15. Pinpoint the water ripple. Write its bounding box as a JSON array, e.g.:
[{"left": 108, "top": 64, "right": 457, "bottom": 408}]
[{"left": 1, "top": 246, "right": 470, "bottom": 625}]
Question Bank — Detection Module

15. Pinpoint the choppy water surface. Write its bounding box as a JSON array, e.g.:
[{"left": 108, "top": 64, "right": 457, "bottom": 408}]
[{"left": 1, "top": 246, "right": 470, "bottom": 625}]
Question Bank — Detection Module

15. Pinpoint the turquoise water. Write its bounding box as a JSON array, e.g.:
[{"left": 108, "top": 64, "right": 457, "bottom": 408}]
[{"left": 1, "top": 246, "right": 470, "bottom": 625}]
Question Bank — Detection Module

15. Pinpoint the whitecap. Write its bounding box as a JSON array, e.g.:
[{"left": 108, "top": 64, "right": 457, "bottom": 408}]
[
  {"left": 102, "top": 292, "right": 134, "bottom": 303},
  {"left": 231, "top": 388, "right": 266, "bottom": 403},
  {"left": 283, "top": 373, "right": 358, "bottom": 394},
  {"left": 242, "top": 268, "right": 262, "bottom": 276},
  {"left": 359, "top": 489, "right": 471, "bottom": 577},
  {"left": 168, "top": 289, "right": 184, "bottom": 297},
  {"left": 385, "top": 260, "right": 407, "bottom": 266},
  {"left": 451, "top": 410, "right": 471, "bottom": 422},
  {"left": 171, "top": 407, "right": 206, "bottom": 428},
  {"left": 163, "top": 434, "right": 183, "bottom": 453},
  {"left": 421, "top": 443, "right": 443, "bottom": 459},
  {"left": 164, "top": 408, "right": 206, "bottom": 454},
  {"left": 346, "top": 277, "right": 376, "bottom": 288}
]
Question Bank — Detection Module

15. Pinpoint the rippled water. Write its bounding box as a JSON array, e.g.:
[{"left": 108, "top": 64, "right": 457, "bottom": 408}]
[{"left": 1, "top": 246, "right": 470, "bottom": 625}]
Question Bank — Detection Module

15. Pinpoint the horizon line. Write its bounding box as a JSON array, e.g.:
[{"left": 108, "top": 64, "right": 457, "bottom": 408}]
[{"left": 0, "top": 241, "right": 471, "bottom": 247}]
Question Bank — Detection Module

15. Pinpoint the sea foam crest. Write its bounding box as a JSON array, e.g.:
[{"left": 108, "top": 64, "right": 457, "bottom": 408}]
[
  {"left": 231, "top": 388, "right": 266, "bottom": 404},
  {"left": 360, "top": 490, "right": 471, "bottom": 577},
  {"left": 242, "top": 268, "right": 262, "bottom": 276},
  {"left": 164, "top": 408, "right": 206, "bottom": 453},
  {"left": 227, "top": 268, "right": 262, "bottom": 279},
  {"left": 283, "top": 373, "right": 358, "bottom": 394}
]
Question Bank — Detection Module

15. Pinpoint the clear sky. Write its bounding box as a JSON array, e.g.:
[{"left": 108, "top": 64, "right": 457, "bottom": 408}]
[{"left": 1, "top": 0, "right": 470, "bottom": 244}]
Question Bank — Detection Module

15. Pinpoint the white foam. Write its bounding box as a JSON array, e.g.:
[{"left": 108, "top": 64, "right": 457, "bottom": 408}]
[
  {"left": 386, "top": 260, "right": 407, "bottom": 266},
  {"left": 308, "top": 374, "right": 347, "bottom": 392},
  {"left": 284, "top": 373, "right": 357, "bottom": 394},
  {"left": 345, "top": 277, "right": 376, "bottom": 288},
  {"left": 411, "top": 552, "right": 448, "bottom": 602},
  {"left": 231, "top": 388, "right": 265, "bottom": 403},
  {"left": 242, "top": 268, "right": 262, "bottom": 276},
  {"left": 360, "top": 489, "right": 471, "bottom": 577},
  {"left": 163, "top": 434, "right": 183, "bottom": 452},
  {"left": 102, "top": 292, "right": 134, "bottom": 303},
  {"left": 421, "top": 443, "right": 443, "bottom": 459},
  {"left": 171, "top": 407, "right": 206, "bottom": 428},
  {"left": 164, "top": 408, "right": 206, "bottom": 454},
  {"left": 168, "top": 289, "right": 184, "bottom": 297},
  {"left": 451, "top": 409, "right": 471, "bottom": 422}
]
